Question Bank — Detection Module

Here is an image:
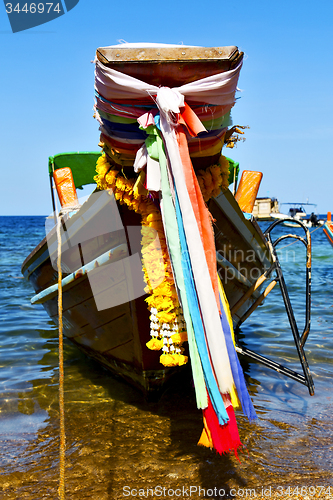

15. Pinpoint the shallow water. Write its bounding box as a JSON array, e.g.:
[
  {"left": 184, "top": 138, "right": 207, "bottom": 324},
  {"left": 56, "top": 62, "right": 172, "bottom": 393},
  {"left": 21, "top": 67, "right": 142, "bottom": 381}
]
[{"left": 0, "top": 216, "right": 332, "bottom": 499}]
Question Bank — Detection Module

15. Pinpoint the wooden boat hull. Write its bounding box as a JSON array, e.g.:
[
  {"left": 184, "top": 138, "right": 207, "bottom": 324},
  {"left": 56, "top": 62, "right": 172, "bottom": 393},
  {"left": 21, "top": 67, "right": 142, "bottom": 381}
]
[
  {"left": 22, "top": 188, "right": 273, "bottom": 395},
  {"left": 22, "top": 45, "right": 274, "bottom": 395}
]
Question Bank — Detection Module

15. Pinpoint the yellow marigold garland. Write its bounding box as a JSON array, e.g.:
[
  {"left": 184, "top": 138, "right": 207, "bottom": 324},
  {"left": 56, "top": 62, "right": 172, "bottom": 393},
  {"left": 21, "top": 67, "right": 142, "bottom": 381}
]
[
  {"left": 94, "top": 153, "right": 188, "bottom": 367},
  {"left": 196, "top": 155, "right": 230, "bottom": 202},
  {"left": 93, "top": 152, "right": 232, "bottom": 366}
]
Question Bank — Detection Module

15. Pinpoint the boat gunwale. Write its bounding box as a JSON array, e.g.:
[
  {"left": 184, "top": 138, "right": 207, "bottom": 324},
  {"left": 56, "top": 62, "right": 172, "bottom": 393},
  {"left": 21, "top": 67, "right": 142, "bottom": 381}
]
[{"left": 21, "top": 188, "right": 112, "bottom": 277}]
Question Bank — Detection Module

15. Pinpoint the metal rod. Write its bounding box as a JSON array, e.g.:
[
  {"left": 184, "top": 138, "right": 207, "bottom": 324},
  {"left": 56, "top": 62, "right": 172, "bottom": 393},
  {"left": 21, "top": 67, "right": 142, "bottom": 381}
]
[
  {"left": 264, "top": 217, "right": 309, "bottom": 236},
  {"left": 235, "top": 345, "right": 309, "bottom": 387},
  {"left": 265, "top": 220, "right": 314, "bottom": 395},
  {"left": 273, "top": 261, "right": 314, "bottom": 395},
  {"left": 300, "top": 269, "right": 311, "bottom": 347},
  {"left": 267, "top": 222, "right": 312, "bottom": 347},
  {"left": 273, "top": 234, "right": 307, "bottom": 247},
  {"left": 301, "top": 232, "right": 312, "bottom": 347},
  {"left": 234, "top": 217, "right": 315, "bottom": 394},
  {"left": 232, "top": 163, "right": 237, "bottom": 196},
  {"left": 50, "top": 173, "right": 57, "bottom": 225}
]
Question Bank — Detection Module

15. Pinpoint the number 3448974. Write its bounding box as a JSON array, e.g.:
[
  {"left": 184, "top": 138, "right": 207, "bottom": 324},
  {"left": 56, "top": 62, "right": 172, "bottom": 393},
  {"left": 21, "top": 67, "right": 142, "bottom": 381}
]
[{"left": 5, "top": 3, "right": 61, "bottom": 14}]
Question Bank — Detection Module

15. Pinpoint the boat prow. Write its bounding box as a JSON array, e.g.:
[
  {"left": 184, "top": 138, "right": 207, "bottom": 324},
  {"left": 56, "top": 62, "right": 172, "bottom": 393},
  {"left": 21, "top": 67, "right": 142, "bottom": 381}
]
[
  {"left": 22, "top": 44, "right": 316, "bottom": 398},
  {"left": 22, "top": 175, "right": 275, "bottom": 395}
]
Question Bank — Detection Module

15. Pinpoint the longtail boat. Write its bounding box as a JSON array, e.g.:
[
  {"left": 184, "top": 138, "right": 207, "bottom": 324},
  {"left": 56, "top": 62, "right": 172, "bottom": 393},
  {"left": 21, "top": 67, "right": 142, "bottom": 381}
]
[
  {"left": 22, "top": 44, "right": 315, "bottom": 407},
  {"left": 323, "top": 212, "right": 333, "bottom": 246}
]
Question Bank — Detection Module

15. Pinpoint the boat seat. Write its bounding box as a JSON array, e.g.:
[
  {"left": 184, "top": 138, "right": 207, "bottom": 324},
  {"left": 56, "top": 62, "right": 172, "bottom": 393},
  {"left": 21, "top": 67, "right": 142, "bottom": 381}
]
[
  {"left": 53, "top": 167, "right": 79, "bottom": 209},
  {"left": 235, "top": 170, "right": 263, "bottom": 214}
]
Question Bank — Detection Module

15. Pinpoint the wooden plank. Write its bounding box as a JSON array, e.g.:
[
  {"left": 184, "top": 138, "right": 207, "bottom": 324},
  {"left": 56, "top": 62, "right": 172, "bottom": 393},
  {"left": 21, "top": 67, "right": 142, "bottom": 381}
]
[
  {"left": 97, "top": 46, "right": 239, "bottom": 63},
  {"left": 96, "top": 46, "right": 243, "bottom": 87}
]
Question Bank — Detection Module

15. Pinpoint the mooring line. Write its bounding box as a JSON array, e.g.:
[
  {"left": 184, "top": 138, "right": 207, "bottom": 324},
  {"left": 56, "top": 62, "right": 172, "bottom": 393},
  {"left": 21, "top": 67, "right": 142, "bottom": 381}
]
[{"left": 56, "top": 217, "right": 66, "bottom": 500}]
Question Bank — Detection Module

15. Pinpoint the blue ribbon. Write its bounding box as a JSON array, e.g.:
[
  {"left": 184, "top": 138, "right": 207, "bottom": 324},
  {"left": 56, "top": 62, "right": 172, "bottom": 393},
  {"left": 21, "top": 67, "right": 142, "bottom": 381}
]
[
  {"left": 175, "top": 192, "right": 229, "bottom": 425},
  {"left": 219, "top": 297, "right": 257, "bottom": 420}
]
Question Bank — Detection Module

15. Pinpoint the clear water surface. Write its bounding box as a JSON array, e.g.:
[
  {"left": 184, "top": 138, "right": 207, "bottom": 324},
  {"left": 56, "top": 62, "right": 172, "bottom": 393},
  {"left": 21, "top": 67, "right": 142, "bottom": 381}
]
[{"left": 0, "top": 216, "right": 332, "bottom": 499}]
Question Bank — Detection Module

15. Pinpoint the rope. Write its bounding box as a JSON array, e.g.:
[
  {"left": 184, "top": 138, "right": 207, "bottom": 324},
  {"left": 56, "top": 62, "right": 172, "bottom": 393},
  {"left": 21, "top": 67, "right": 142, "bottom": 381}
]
[
  {"left": 59, "top": 204, "right": 81, "bottom": 216},
  {"left": 56, "top": 217, "right": 66, "bottom": 500}
]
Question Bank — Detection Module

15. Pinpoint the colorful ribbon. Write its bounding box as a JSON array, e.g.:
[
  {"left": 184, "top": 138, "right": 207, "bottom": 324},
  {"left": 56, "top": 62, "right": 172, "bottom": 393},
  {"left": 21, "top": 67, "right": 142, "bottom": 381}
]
[{"left": 94, "top": 53, "right": 256, "bottom": 454}]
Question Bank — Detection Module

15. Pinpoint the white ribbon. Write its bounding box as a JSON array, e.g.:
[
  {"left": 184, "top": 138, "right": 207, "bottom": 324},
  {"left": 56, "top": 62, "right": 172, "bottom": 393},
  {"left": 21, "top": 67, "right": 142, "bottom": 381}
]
[
  {"left": 134, "top": 143, "right": 161, "bottom": 191},
  {"left": 134, "top": 144, "right": 148, "bottom": 173},
  {"left": 155, "top": 87, "right": 184, "bottom": 114}
]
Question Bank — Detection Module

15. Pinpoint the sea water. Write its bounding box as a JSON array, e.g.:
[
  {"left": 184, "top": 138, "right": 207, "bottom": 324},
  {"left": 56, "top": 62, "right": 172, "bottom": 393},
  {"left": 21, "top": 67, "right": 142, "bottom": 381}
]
[{"left": 0, "top": 216, "right": 332, "bottom": 499}]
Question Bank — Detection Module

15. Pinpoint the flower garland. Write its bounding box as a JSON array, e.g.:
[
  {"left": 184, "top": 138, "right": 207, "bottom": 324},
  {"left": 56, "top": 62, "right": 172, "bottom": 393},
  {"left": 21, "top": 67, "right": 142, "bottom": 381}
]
[
  {"left": 94, "top": 151, "right": 232, "bottom": 367},
  {"left": 94, "top": 153, "right": 188, "bottom": 367},
  {"left": 196, "top": 155, "right": 230, "bottom": 202}
]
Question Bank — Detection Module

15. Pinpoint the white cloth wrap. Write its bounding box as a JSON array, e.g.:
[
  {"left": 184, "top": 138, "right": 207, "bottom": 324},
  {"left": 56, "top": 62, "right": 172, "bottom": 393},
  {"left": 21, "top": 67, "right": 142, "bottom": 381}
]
[{"left": 95, "top": 58, "right": 242, "bottom": 105}]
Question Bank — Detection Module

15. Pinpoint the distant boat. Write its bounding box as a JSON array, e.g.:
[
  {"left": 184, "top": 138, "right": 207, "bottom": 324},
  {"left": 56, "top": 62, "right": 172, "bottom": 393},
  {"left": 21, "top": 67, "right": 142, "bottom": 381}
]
[
  {"left": 270, "top": 202, "right": 324, "bottom": 228},
  {"left": 323, "top": 212, "right": 333, "bottom": 246},
  {"left": 252, "top": 197, "right": 280, "bottom": 221}
]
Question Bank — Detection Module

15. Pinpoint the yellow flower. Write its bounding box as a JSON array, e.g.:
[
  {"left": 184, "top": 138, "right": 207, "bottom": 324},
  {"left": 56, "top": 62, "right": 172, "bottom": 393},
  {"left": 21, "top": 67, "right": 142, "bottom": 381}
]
[
  {"left": 115, "top": 177, "right": 128, "bottom": 192},
  {"left": 152, "top": 296, "right": 173, "bottom": 310},
  {"left": 178, "top": 355, "right": 188, "bottom": 366},
  {"left": 212, "top": 187, "right": 221, "bottom": 198},
  {"left": 195, "top": 154, "right": 231, "bottom": 202},
  {"left": 122, "top": 192, "right": 133, "bottom": 207},
  {"left": 159, "top": 353, "right": 188, "bottom": 367},
  {"left": 157, "top": 310, "right": 176, "bottom": 323},
  {"left": 146, "top": 213, "right": 161, "bottom": 223},
  {"left": 219, "top": 155, "right": 230, "bottom": 173},
  {"left": 105, "top": 169, "right": 119, "bottom": 186},
  {"left": 153, "top": 282, "right": 173, "bottom": 297},
  {"left": 171, "top": 332, "right": 188, "bottom": 344},
  {"left": 160, "top": 354, "right": 178, "bottom": 367},
  {"left": 210, "top": 165, "right": 222, "bottom": 187},
  {"left": 203, "top": 171, "right": 213, "bottom": 190},
  {"left": 146, "top": 338, "right": 163, "bottom": 350},
  {"left": 94, "top": 154, "right": 120, "bottom": 191},
  {"left": 114, "top": 191, "right": 123, "bottom": 203}
]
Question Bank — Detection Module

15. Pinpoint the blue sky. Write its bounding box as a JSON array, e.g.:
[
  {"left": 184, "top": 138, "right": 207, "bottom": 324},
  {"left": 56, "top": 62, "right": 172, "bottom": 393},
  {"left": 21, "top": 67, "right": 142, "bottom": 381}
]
[{"left": 1, "top": 0, "right": 333, "bottom": 215}]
